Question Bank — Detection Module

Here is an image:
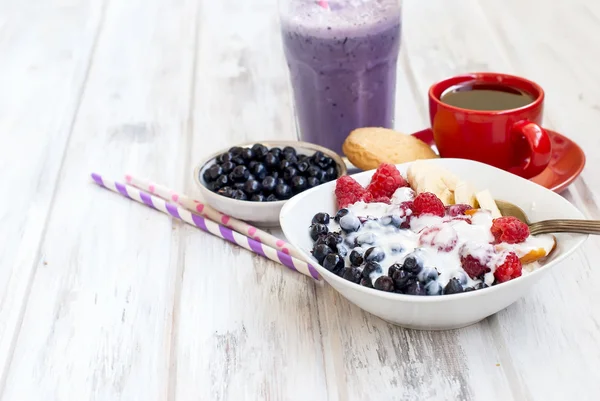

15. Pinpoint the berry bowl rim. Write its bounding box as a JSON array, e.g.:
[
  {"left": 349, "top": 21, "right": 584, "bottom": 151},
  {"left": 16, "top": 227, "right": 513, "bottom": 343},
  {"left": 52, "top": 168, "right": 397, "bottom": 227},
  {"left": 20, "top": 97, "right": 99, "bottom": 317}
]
[
  {"left": 279, "top": 158, "right": 589, "bottom": 303},
  {"left": 193, "top": 140, "right": 347, "bottom": 214}
]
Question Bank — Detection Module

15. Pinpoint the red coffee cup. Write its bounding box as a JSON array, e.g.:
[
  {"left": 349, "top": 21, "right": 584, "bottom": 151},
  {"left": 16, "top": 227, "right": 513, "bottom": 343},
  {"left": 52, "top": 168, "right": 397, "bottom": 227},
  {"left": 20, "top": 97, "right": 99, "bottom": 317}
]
[{"left": 429, "top": 72, "right": 552, "bottom": 178}]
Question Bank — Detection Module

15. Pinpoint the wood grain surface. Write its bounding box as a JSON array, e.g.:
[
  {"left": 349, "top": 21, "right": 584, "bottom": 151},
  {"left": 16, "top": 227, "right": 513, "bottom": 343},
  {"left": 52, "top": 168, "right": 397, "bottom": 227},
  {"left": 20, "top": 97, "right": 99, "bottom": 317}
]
[{"left": 0, "top": 0, "right": 598, "bottom": 400}]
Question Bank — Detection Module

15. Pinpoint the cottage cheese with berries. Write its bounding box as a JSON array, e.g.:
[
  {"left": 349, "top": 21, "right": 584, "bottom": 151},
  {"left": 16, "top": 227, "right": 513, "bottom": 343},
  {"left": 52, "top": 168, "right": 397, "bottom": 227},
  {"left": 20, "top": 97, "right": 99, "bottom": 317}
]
[{"left": 309, "top": 163, "right": 556, "bottom": 296}]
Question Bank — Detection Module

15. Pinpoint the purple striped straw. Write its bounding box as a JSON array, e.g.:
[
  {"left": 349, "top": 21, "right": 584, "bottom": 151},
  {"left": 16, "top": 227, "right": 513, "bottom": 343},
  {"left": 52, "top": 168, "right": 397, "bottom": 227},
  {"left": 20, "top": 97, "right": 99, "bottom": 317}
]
[{"left": 91, "top": 173, "right": 320, "bottom": 281}]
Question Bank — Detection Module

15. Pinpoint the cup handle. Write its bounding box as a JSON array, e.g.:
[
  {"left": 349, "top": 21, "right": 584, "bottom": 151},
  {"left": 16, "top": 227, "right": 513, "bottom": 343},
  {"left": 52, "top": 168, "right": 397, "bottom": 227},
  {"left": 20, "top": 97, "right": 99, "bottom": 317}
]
[{"left": 509, "top": 120, "right": 552, "bottom": 178}]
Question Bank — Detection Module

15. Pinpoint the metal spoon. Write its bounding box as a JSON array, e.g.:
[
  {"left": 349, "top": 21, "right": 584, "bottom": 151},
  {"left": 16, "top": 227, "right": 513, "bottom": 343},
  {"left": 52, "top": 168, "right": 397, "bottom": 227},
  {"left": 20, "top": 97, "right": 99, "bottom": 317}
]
[{"left": 495, "top": 200, "right": 600, "bottom": 235}]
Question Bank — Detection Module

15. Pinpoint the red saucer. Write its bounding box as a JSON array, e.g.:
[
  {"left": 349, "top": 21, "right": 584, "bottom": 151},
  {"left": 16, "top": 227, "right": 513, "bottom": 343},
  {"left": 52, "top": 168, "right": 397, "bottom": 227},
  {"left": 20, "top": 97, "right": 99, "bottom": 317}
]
[{"left": 411, "top": 128, "right": 586, "bottom": 193}]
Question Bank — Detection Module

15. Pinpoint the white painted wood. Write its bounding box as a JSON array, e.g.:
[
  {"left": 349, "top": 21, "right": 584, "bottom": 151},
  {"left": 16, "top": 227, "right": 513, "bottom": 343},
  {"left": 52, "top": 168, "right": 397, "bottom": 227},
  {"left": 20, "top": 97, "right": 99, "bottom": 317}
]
[
  {"left": 0, "top": 0, "right": 199, "bottom": 400},
  {"left": 0, "top": 0, "right": 107, "bottom": 391},
  {"left": 0, "top": 0, "right": 599, "bottom": 399}
]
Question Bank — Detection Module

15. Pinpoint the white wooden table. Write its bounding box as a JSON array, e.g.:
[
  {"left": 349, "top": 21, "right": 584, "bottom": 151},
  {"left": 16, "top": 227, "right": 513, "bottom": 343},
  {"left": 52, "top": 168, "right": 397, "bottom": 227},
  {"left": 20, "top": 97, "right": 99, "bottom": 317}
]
[{"left": 1, "top": 0, "right": 600, "bottom": 399}]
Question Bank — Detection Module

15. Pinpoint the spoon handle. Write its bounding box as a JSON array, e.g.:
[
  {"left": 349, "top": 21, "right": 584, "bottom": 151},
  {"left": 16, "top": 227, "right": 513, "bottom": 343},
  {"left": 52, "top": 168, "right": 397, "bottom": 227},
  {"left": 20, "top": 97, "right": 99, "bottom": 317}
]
[{"left": 529, "top": 219, "right": 600, "bottom": 235}]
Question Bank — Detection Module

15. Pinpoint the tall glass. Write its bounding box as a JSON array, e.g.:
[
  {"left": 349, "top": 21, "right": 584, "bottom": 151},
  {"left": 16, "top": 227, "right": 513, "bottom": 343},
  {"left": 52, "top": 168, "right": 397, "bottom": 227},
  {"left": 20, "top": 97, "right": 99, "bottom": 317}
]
[{"left": 279, "top": 0, "right": 402, "bottom": 155}]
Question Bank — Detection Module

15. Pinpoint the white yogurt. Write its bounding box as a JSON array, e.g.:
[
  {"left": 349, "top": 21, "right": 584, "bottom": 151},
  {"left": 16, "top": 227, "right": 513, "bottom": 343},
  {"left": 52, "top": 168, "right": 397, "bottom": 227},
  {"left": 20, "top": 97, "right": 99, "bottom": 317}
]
[{"left": 329, "top": 201, "right": 555, "bottom": 290}]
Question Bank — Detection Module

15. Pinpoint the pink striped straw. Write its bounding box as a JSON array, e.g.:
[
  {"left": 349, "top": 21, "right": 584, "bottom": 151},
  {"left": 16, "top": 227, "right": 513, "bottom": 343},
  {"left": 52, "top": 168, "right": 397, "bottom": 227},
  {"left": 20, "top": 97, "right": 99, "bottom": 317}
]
[
  {"left": 124, "top": 174, "right": 307, "bottom": 261},
  {"left": 92, "top": 173, "right": 320, "bottom": 281}
]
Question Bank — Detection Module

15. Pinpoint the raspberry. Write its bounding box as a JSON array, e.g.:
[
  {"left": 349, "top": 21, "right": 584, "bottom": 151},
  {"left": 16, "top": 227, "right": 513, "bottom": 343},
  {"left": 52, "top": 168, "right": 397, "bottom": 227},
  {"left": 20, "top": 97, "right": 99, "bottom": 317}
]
[
  {"left": 372, "top": 196, "right": 391, "bottom": 204},
  {"left": 418, "top": 225, "right": 458, "bottom": 252},
  {"left": 335, "top": 176, "right": 366, "bottom": 208},
  {"left": 446, "top": 204, "right": 473, "bottom": 217},
  {"left": 491, "top": 216, "right": 529, "bottom": 244},
  {"left": 366, "top": 163, "right": 408, "bottom": 199},
  {"left": 413, "top": 192, "right": 445, "bottom": 217},
  {"left": 494, "top": 252, "right": 522, "bottom": 283},
  {"left": 461, "top": 255, "right": 491, "bottom": 279},
  {"left": 398, "top": 201, "right": 414, "bottom": 228}
]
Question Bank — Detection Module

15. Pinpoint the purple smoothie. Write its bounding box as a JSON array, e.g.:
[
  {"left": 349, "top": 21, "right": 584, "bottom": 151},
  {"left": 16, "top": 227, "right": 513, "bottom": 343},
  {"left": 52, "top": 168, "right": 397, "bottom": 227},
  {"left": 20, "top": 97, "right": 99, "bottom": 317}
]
[{"left": 280, "top": 1, "right": 402, "bottom": 154}]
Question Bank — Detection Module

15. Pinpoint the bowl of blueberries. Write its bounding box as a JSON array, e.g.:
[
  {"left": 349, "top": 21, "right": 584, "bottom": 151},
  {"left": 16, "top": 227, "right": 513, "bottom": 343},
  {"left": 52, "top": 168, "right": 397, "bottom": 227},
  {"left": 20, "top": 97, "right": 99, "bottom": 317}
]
[{"left": 195, "top": 140, "right": 346, "bottom": 226}]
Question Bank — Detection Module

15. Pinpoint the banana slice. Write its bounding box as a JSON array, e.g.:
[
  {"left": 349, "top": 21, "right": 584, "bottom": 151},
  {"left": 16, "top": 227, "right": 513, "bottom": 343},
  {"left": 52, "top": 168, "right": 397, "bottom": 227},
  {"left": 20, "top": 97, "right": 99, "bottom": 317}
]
[
  {"left": 407, "top": 161, "right": 459, "bottom": 205},
  {"left": 475, "top": 189, "right": 502, "bottom": 218},
  {"left": 454, "top": 180, "right": 478, "bottom": 207}
]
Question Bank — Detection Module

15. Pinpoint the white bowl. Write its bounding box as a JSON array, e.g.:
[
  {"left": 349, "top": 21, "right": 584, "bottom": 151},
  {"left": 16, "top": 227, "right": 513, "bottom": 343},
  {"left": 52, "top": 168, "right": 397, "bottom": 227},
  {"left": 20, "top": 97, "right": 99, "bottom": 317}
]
[
  {"left": 280, "top": 158, "right": 588, "bottom": 330},
  {"left": 193, "top": 140, "right": 346, "bottom": 227}
]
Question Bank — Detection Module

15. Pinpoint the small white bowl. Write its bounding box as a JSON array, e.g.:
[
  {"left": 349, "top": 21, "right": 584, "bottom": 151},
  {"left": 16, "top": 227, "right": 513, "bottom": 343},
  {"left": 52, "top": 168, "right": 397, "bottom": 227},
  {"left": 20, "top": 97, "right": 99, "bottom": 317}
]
[
  {"left": 280, "top": 158, "right": 588, "bottom": 330},
  {"left": 193, "top": 140, "right": 346, "bottom": 227}
]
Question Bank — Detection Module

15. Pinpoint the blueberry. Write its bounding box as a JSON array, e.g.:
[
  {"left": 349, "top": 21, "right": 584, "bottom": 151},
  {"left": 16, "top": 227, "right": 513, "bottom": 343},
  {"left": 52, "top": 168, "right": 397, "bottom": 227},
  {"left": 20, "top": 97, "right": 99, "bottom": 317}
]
[
  {"left": 247, "top": 174, "right": 255, "bottom": 181},
  {"left": 213, "top": 174, "right": 229, "bottom": 189},
  {"left": 231, "top": 165, "right": 250, "bottom": 181},
  {"left": 312, "top": 212, "right": 330, "bottom": 225},
  {"left": 221, "top": 161, "right": 236, "bottom": 174},
  {"left": 317, "top": 169, "right": 328, "bottom": 183},
  {"left": 464, "top": 287, "right": 475, "bottom": 292},
  {"left": 229, "top": 146, "right": 244, "bottom": 156},
  {"left": 243, "top": 179, "right": 262, "bottom": 195},
  {"left": 339, "top": 214, "right": 360, "bottom": 233},
  {"left": 298, "top": 154, "right": 308, "bottom": 162},
  {"left": 364, "top": 247, "right": 385, "bottom": 262},
  {"left": 392, "top": 270, "right": 414, "bottom": 289},
  {"left": 380, "top": 215, "right": 402, "bottom": 228},
  {"left": 202, "top": 168, "right": 212, "bottom": 183},
  {"left": 231, "top": 189, "right": 248, "bottom": 201},
  {"left": 275, "top": 177, "right": 285, "bottom": 186},
  {"left": 360, "top": 277, "right": 373, "bottom": 288},
  {"left": 349, "top": 249, "right": 364, "bottom": 266},
  {"left": 312, "top": 244, "right": 332, "bottom": 264},
  {"left": 323, "top": 232, "right": 342, "bottom": 249},
  {"left": 269, "top": 147, "right": 282, "bottom": 158},
  {"left": 266, "top": 194, "right": 279, "bottom": 202},
  {"left": 252, "top": 163, "right": 267, "bottom": 180},
  {"left": 419, "top": 268, "right": 439, "bottom": 283},
  {"left": 264, "top": 153, "right": 280, "bottom": 168},
  {"left": 248, "top": 160, "right": 259, "bottom": 170},
  {"left": 233, "top": 182, "right": 245, "bottom": 191},
  {"left": 262, "top": 176, "right": 276, "bottom": 193},
  {"left": 291, "top": 176, "right": 307, "bottom": 193},
  {"left": 342, "top": 267, "right": 362, "bottom": 284},
  {"left": 362, "top": 261, "right": 382, "bottom": 279},
  {"left": 279, "top": 159, "right": 292, "bottom": 171},
  {"left": 283, "top": 166, "right": 298, "bottom": 181},
  {"left": 307, "top": 165, "right": 322, "bottom": 177},
  {"left": 453, "top": 271, "right": 468, "bottom": 285},
  {"left": 473, "top": 282, "right": 489, "bottom": 290},
  {"left": 217, "top": 186, "right": 233, "bottom": 198},
  {"left": 425, "top": 281, "right": 442, "bottom": 296},
  {"left": 282, "top": 146, "right": 297, "bottom": 157},
  {"left": 251, "top": 194, "right": 265, "bottom": 202},
  {"left": 220, "top": 152, "right": 233, "bottom": 163},
  {"left": 251, "top": 144, "right": 269, "bottom": 159},
  {"left": 307, "top": 177, "right": 320, "bottom": 188},
  {"left": 390, "top": 244, "right": 404, "bottom": 254},
  {"left": 337, "top": 243, "right": 348, "bottom": 257},
  {"left": 322, "top": 156, "right": 334, "bottom": 167},
  {"left": 374, "top": 276, "right": 395, "bottom": 292},
  {"left": 388, "top": 263, "right": 401, "bottom": 277},
  {"left": 275, "top": 183, "right": 292, "bottom": 199},
  {"left": 284, "top": 153, "right": 298, "bottom": 164},
  {"left": 208, "top": 164, "right": 223, "bottom": 181},
  {"left": 231, "top": 156, "right": 245, "bottom": 165},
  {"left": 325, "top": 166, "right": 337, "bottom": 180},
  {"left": 241, "top": 148, "right": 254, "bottom": 161},
  {"left": 405, "top": 281, "right": 427, "bottom": 296},
  {"left": 443, "top": 278, "right": 464, "bottom": 295},
  {"left": 297, "top": 161, "right": 310, "bottom": 173},
  {"left": 334, "top": 208, "right": 350, "bottom": 222},
  {"left": 312, "top": 151, "right": 328, "bottom": 168},
  {"left": 309, "top": 223, "right": 328, "bottom": 241},
  {"left": 403, "top": 256, "right": 422, "bottom": 274},
  {"left": 215, "top": 152, "right": 230, "bottom": 164},
  {"left": 355, "top": 232, "right": 376, "bottom": 246},
  {"left": 322, "top": 253, "right": 344, "bottom": 274}
]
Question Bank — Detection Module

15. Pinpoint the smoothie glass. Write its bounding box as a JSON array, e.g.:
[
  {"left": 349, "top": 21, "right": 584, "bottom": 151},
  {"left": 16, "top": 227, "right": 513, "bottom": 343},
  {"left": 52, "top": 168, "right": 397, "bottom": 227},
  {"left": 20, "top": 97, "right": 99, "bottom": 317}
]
[{"left": 279, "top": 0, "right": 402, "bottom": 155}]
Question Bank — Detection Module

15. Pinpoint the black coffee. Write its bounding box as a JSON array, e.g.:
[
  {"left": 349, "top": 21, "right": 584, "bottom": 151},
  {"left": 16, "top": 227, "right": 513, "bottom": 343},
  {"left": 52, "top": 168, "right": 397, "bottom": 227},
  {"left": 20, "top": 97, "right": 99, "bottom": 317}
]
[{"left": 440, "top": 83, "right": 535, "bottom": 111}]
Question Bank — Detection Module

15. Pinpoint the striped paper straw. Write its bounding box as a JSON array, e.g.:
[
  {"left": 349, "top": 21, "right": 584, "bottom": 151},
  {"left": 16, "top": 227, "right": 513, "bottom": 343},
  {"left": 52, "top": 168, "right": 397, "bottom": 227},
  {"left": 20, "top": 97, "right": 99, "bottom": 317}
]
[
  {"left": 92, "top": 173, "right": 320, "bottom": 281},
  {"left": 124, "top": 174, "right": 308, "bottom": 262}
]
